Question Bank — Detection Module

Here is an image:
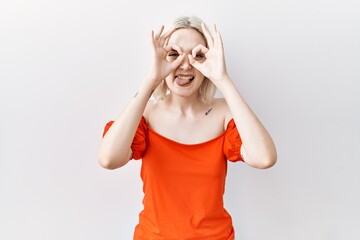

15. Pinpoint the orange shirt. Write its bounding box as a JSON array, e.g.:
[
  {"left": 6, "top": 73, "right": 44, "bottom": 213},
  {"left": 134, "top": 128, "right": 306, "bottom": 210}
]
[{"left": 103, "top": 117, "right": 243, "bottom": 240}]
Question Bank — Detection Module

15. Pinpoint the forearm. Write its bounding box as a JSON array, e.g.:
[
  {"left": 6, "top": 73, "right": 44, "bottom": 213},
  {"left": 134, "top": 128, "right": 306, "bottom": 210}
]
[
  {"left": 218, "top": 76, "right": 277, "bottom": 168},
  {"left": 97, "top": 79, "right": 155, "bottom": 169}
]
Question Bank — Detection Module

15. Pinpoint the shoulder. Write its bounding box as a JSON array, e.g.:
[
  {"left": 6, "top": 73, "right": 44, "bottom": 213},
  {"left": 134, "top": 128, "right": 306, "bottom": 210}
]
[
  {"left": 212, "top": 98, "right": 233, "bottom": 129},
  {"left": 143, "top": 99, "right": 166, "bottom": 124},
  {"left": 212, "top": 98, "right": 227, "bottom": 108}
]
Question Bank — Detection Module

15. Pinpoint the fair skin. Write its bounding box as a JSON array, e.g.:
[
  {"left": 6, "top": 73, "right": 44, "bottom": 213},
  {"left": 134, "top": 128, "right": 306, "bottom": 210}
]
[{"left": 98, "top": 23, "right": 277, "bottom": 170}]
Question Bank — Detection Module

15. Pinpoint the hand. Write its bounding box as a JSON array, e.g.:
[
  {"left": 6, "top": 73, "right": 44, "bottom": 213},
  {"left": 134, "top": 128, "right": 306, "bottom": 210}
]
[
  {"left": 146, "top": 26, "right": 185, "bottom": 88},
  {"left": 188, "top": 23, "right": 229, "bottom": 87}
]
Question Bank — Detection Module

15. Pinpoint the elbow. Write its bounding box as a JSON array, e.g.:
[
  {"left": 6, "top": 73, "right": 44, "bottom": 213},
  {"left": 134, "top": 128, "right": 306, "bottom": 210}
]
[
  {"left": 98, "top": 159, "right": 118, "bottom": 170},
  {"left": 255, "top": 145, "right": 278, "bottom": 169},
  {"left": 98, "top": 157, "right": 117, "bottom": 170},
  {"left": 97, "top": 154, "right": 127, "bottom": 170},
  {"left": 247, "top": 151, "right": 277, "bottom": 169},
  {"left": 257, "top": 155, "right": 277, "bottom": 169},
  {"left": 260, "top": 150, "right": 278, "bottom": 169}
]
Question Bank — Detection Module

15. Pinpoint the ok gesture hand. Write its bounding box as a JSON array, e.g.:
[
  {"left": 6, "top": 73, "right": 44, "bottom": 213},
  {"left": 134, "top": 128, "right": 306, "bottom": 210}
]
[
  {"left": 188, "top": 23, "right": 229, "bottom": 87},
  {"left": 147, "top": 26, "right": 185, "bottom": 88}
]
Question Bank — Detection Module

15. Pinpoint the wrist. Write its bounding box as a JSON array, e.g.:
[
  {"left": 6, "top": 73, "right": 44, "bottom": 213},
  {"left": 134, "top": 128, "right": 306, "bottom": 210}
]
[
  {"left": 214, "top": 75, "right": 234, "bottom": 93},
  {"left": 141, "top": 76, "right": 159, "bottom": 90},
  {"left": 136, "top": 78, "right": 157, "bottom": 98}
]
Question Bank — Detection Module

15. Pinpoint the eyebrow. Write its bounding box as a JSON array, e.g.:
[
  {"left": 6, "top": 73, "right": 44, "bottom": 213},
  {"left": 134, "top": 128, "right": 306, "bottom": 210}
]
[
  {"left": 169, "top": 46, "right": 183, "bottom": 52},
  {"left": 170, "top": 46, "right": 196, "bottom": 54}
]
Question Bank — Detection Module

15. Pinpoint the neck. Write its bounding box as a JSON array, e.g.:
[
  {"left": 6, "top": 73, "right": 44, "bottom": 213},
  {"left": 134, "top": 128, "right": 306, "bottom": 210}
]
[{"left": 166, "top": 92, "right": 204, "bottom": 117}]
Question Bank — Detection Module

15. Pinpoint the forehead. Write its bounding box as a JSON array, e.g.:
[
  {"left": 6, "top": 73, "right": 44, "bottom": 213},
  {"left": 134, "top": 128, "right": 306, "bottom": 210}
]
[{"left": 167, "top": 28, "right": 206, "bottom": 51}]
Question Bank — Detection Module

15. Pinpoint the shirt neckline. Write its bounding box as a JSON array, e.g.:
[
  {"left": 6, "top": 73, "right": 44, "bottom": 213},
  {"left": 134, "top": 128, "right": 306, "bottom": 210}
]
[{"left": 144, "top": 117, "right": 234, "bottom": 147}]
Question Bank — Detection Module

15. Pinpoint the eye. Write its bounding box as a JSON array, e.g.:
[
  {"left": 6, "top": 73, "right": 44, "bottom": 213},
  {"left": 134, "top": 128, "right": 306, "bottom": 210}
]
[
  {"left": 195, "top": 52, "right": 205, "bottom": 60},
  {"left": 167, "top": 50, "right": 179, "bottom": 58}
]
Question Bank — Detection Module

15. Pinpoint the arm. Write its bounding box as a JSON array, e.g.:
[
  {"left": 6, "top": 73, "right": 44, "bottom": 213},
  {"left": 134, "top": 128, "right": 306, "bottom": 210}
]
[
  {"left": 97, "top": 81, "right": 153, "bottom": 170},
  {"left": 97, "top": 26, "right": 184, "bottom": 170},
  {"left": 218, "top": 78, "right": 277, "bottom": 169},
  {"left": 189, "top": 23, "right": 277, "bottom": 169}
]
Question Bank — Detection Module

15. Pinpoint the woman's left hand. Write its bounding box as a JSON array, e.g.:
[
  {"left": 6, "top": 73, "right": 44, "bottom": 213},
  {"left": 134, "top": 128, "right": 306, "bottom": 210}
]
[{"left": 188, "top": 23, "right": 230, "bottom": 87}]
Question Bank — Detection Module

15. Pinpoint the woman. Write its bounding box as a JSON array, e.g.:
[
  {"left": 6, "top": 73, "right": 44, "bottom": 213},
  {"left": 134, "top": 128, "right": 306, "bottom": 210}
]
[{"left": 98, "top": 16, "right": 277, "bottom": 240}]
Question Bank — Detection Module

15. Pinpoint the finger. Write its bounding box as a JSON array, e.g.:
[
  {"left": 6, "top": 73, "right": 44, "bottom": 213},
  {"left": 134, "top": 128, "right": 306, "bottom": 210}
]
[
  {"left": 171, "top": 53, "right": 185, "bottom": 69},
  {"left": 201, "top": 22, "right": 214, "bottom": 48},
  {"left": 154, "top": 25, "right": 164, "bottom": 40},
  {"left": 188, "top": 54, "right": 196, "bottom": 65},
  {"left": 213, "top": 24, "right": 224, "bottom": 51},
  {"left": 150, "top": 30, "right": 154, "bottom": 44},
  {"left": 217, "top": 30, "right": 224, "bottom": 52},
  {"left": 213, "top": 24, "right": 219, "bottom": 48},
  {"left": 192, "top": 44, "right": 208, "bottom": 57},
  {"left": 188, "top": 54, "right": 203, "bottom": 72},
  {"left": 150, "top": 30, "right": 156, "bottom": 52},
  {"left": 164, "top": 44, "right": 183, "bottom": 54},
  {"left": 160, "top": 27, "right": 176, "bottom": 40},
  {"left": 159, "top": 27, "right": 176, "bottom": 47}
]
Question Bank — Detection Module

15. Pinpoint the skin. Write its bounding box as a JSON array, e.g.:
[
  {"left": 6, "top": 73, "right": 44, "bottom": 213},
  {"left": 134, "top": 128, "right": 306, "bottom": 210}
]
[{"left": 98, "top": 23, "right": 277, "bottom": 169}]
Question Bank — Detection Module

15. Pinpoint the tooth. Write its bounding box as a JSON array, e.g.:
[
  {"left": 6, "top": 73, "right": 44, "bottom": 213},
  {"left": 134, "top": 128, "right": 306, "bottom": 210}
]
[{"left": 178, "top": 76, "right": 192, "bottom": 80}]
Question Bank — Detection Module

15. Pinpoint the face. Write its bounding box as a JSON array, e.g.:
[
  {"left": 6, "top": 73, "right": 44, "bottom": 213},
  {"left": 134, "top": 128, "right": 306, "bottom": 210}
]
[{"left": 164, "top": 28, "right": 207, "bottom": 98}]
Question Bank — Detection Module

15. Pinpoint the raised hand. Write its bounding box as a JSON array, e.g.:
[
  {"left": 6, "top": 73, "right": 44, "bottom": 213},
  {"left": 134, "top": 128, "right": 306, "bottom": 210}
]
[
  {"left": 146, "top": 25, "right": 185, "bottom": 88},
  {"left": 188, "top": 23, "right": 229, "bottom": 87}
]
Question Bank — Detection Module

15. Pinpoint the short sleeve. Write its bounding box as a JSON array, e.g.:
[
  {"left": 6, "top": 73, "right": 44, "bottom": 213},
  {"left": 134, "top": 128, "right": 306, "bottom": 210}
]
[
  {"left": 102, "top": 117, "right": 148, "bottom": 160},
  {"left": 223, "top": 119, "right": 243, "bottom": 162}
]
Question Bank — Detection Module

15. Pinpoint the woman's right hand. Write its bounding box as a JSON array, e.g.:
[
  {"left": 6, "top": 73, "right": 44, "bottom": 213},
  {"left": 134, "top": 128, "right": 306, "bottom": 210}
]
[{"left": 146, "top": 26, "right": 184, "bottom": 88}]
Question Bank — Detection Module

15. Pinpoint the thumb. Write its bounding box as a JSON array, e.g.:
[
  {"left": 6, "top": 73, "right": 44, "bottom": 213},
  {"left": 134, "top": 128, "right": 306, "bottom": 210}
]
[
  {"left": 188, "top": 54, "right": 201, "bottom": 70},
  {"left": 171, "top": 53, "right": 185, "bottom": 69}
]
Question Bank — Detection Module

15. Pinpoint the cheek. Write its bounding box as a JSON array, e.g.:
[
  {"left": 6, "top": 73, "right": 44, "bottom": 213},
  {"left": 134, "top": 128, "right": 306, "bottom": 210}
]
[
  {"left": 164, "top": 74, "right": 174, "bottom": 85},
  {"left": 195, "top": 70, "right": 204, "bottom": 80},
  {"left": 165, "top": 71, "right": 175, "bottom": 80},
  {"left": 166, "top": 56, "right": 177, "bottom": 62}
]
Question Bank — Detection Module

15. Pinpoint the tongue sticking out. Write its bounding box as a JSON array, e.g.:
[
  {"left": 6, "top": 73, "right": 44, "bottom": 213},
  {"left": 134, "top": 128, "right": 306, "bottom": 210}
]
[{"left": 175, "top": 76, "right": 193, "bottom": 86}]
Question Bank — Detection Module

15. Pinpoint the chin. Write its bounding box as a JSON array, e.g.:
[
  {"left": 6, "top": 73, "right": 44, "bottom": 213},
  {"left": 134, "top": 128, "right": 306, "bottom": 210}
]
[{"left": 169, "top": 82, "right": 202, "bottom": 98}]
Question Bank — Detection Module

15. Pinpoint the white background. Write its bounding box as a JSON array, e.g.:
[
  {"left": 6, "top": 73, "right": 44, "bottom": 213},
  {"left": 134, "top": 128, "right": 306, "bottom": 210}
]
[{"left": 1, "top": 0, "right": 359, "bottom": 239}]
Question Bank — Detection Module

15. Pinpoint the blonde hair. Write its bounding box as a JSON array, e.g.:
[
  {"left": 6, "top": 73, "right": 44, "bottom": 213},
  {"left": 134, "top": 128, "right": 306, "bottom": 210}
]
[{"left": 153, "top": 16, "right": 216, "bottom": 104}]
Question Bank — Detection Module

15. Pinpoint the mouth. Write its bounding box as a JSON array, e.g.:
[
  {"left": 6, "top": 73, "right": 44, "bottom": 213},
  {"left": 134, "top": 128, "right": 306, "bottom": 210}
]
[{"left": 175, "top": 75, "right": 195, "bottom": 87}]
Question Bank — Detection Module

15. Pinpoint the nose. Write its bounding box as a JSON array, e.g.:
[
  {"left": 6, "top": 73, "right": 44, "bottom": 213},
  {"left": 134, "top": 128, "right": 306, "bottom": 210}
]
[{"left": 180, "top": 56, "right": 192, "bottom": 70}]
